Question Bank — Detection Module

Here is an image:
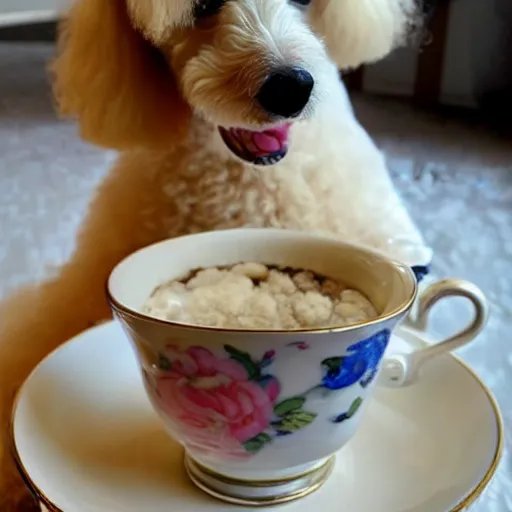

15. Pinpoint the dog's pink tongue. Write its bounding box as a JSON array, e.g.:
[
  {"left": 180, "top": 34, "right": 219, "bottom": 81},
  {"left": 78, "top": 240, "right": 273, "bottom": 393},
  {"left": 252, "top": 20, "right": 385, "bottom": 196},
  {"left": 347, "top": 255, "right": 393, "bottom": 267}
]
[
  {"left": 238, "top": 124, "right": 290, "bottom": 156},
  {"left": 252, "top": 125, "right": 290, "bottom": 153}
]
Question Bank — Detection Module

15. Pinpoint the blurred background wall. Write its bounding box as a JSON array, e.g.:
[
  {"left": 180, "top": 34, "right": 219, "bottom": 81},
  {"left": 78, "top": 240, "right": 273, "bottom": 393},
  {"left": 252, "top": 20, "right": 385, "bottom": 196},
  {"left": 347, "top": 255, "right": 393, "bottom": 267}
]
[{"left": 343, "top": 0, "right": 511, "bottom": 127}]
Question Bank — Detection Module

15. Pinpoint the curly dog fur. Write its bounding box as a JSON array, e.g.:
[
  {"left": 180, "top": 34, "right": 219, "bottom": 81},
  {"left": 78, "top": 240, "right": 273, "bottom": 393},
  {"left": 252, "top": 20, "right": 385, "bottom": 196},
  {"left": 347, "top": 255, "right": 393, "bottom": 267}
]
[{"left": 0, "top": 0, "right": 430, "bottom": 508}]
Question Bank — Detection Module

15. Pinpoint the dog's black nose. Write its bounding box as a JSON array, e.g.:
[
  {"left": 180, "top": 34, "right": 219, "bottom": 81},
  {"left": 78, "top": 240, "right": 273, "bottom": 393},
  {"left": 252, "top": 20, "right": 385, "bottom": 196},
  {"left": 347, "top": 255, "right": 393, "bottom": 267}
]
[{"left": 256, "top": 68, "right": 314, "bottom": 118}]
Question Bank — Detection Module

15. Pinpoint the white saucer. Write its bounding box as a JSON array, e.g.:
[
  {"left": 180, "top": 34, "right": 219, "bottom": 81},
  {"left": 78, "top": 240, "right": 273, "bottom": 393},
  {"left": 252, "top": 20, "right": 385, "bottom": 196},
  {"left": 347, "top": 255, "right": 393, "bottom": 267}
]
[{"left": 12, "top": 322, "right": 503, "bottom": 512}]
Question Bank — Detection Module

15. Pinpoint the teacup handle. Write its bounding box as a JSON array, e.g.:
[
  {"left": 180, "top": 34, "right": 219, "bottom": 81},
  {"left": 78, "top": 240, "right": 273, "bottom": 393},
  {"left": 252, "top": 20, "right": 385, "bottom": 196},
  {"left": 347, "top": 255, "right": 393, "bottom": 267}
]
[{"left": 380, "top": 279, "right": 489, "bottom": 387}]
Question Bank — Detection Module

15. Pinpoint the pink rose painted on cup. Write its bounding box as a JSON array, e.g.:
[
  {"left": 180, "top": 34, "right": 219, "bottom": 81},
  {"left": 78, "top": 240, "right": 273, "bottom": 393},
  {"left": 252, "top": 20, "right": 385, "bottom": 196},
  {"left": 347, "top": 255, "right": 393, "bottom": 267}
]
[
  {"left": 144, "top": 345, "right": 281, "bottom": 459},
  {"left": 139, "top": 333, "right": 392, "bottom": 462}
]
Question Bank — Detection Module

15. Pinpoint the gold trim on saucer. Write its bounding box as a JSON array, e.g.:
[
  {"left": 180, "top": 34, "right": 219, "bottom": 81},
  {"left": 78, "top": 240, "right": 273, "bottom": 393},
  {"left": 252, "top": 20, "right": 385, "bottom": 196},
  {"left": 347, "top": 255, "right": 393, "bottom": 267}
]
[
  {"left": 10, "top": 390, "right": 64, "bottom": 512},
  {"left": 449, "top": 355, "right": 504, "bottom": 512},
  {"left": 10, "top": 349, "right": 504, "bottom": 512}
]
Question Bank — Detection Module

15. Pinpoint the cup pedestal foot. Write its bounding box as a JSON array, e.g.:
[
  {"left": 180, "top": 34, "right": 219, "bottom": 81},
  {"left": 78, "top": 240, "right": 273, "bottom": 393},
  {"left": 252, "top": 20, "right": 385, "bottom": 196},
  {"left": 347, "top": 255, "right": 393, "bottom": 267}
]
[{"left": 184, "top": 453, "right": 335, "bottom": 507}]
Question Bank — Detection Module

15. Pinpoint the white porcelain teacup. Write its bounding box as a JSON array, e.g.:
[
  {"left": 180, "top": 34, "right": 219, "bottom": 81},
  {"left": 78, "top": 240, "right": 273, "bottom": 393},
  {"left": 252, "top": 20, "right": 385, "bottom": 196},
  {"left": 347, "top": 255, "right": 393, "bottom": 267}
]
[{"left": 107, "top": 229, "right": 488, "bottom": 506}]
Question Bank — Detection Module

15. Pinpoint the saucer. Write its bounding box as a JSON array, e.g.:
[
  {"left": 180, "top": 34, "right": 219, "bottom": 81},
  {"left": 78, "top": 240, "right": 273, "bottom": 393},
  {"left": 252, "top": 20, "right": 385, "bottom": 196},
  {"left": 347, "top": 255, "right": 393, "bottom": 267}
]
[{"left": 12, "top": 321, "right": 503, "bottom": 512}]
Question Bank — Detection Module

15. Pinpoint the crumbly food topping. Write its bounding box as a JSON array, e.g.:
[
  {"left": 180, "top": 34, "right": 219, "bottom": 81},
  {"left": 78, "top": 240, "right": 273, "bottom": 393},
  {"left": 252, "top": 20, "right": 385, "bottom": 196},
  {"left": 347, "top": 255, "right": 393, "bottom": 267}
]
[{"left": 142, "top": 262, "right": 378, "bottom": 330}]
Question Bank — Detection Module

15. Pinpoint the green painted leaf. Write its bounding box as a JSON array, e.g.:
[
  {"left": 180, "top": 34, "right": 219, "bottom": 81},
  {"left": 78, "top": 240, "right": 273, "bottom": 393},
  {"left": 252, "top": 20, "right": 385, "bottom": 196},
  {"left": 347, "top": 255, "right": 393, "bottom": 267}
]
[
  {"left": 158, "top": 354, "right": 172, "bottom": 371},
  {"left": 273, "top": 396, "right": 306, "bottom": 417},
  {"left": 271, "top": 410, "right": 317, "bottom": 434},
  {"left": 346, "top": 397, "right": 363, "bottom": 419},
  {"left": 321, "top": 356, "right": 344, "bottom": 372},
  {"left": 224, "top": 344, "right": 248, "bottom": 359},
  {"left": 243, "top": 433, "right": 272, "bottom": 454},
  {"left": 224, "top": 345, "right": 260, "bottom": 380}
]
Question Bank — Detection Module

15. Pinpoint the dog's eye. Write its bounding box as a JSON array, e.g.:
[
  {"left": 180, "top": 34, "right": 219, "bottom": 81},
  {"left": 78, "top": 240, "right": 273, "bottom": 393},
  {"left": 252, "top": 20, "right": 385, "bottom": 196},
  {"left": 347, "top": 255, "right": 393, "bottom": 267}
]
[
  {"left": 194, "top": 0, "right": 226, "bottom": 18},
  {"left": 291, "top": 0, "right": 312, "bottom": 6}
]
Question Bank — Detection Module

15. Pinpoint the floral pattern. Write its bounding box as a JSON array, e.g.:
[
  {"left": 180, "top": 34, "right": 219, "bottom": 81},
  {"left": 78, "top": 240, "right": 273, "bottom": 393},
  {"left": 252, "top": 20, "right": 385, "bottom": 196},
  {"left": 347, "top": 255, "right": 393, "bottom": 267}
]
[
  {"left": 144, "top": 329, "right": 391, "bottom": 458},
  {"left": 321, "top": 330, "right": 390, "bottom": 391},
  {"left": 145, "top": 345, "right": 280, "bottom": 459}
]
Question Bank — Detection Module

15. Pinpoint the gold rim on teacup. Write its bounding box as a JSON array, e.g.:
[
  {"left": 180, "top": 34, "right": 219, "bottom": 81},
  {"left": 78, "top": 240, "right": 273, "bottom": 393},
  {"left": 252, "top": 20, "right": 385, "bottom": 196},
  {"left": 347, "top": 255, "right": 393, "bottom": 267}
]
[
  {"left": 105, "top": 228, "right": 419, "bottom": 334},
  {"left": 106, "top": 271, "right": 417, "bottom": 334}
]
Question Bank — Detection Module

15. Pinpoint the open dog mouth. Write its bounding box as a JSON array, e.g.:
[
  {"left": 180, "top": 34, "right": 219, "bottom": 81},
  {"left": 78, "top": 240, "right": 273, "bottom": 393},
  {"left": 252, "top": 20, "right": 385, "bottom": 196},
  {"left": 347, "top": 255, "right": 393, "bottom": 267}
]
[{"left": 218, "top": 124, "right": 291, "bottom": 166}]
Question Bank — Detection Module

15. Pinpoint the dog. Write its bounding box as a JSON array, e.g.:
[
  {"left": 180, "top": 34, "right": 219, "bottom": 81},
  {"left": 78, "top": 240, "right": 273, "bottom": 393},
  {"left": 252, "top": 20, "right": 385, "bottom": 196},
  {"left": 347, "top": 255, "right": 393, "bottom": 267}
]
[{"left": 0, "top": 0, "right": 432, "bottom": 508}]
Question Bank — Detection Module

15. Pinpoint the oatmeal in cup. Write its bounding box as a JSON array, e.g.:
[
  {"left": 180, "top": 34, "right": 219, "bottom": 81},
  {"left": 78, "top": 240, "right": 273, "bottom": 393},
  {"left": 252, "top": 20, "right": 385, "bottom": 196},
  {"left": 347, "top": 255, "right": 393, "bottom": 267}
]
[
  {"left": 107, "top": 228, "right": 488, "bottom": 507},
  {"left": 142, "top": 262, "right": 379, "bottom": 329}
]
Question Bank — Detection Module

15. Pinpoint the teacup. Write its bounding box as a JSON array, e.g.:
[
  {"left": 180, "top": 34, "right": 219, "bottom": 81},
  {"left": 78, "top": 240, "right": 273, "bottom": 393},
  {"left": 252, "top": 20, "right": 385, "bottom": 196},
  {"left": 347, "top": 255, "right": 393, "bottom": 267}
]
[{"left": 107, "top": 228, "right": 488, "bottom": 507}]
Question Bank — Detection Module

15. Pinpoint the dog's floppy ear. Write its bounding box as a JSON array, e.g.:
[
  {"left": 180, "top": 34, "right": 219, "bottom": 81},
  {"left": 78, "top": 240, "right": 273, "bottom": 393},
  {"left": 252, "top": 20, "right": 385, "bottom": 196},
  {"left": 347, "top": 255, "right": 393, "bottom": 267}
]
[
  {"left": 309, "top": 0, "right": 419, "bottom": 70},
  {"left": 51, "top": 0, "right": 190, "bottom": 150}
]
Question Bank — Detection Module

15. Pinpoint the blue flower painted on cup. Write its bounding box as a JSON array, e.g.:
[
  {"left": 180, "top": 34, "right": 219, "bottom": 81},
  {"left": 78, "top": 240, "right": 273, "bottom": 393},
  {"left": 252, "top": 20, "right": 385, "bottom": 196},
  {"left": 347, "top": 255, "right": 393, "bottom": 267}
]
[
  {"left": 321, "top": 329, "right": 391, "bottom": 391},
  {"left": 277, "top": 330, "right": 391, "bottom": 427},
  {"left": 316, "top": 330, "right": 391, "bottom": 424}
]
